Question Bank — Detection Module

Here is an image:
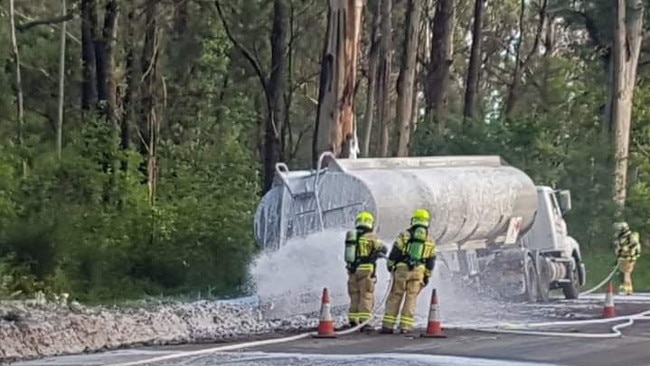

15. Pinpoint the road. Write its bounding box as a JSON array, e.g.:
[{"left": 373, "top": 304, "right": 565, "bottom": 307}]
[{"left": 11, "top": 297, "right": 650, "bottom": 366}]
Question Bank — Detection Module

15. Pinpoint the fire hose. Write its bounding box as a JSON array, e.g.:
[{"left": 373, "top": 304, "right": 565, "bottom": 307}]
[
  {"left": 105, "top": 265, "right": 637, "bottom": 365},
  {"left": 450, "top": 264, "right": 650, "bottom": 339},
  {"left": 104, "top": 277, "right": 395, "bottom": 366},
  {"left": 579, "top": 263, "right": 620, "bottom": 296}
]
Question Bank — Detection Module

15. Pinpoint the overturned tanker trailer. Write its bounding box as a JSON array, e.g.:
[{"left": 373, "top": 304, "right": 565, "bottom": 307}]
[{"left": 254, "top": 152, "right": 586, "bottom": 302}]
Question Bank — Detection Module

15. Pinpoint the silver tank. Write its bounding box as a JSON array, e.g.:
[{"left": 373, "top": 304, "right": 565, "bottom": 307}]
[{"left": 253, "top": 153, "right": 538, "bottom": 251}]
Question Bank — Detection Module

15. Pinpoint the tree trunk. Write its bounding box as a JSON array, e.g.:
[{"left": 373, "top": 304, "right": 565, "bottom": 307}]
[
  {"left": 263, "top": 0, "right": 288, "bottom": 193},
  {"left": 57, "top": 0, "right": 67, "bottom": 161},
  {"left": 121, "top": 2, "right": 136, "bottom": 151},
  {"left": 393, "top": 0, "right": 421, "bottom": 157},
  {"left": 173, "top": 0, "right": 188, "bottom": 37},
  {"left": 96, "top": 0, "right": 118, "bottom": 125},
  {"left": 505, "top": 0, "right": 546, "bottom": 117},
  {"left": 424, "top": 0, "right": 454, "bottom": 134},
  {"left": 611, "top": 0, "right": 644, "bottom": 209},
  {"left": 80, "top": 0, "right": 97, "bottom": 112},
  {"left": 141, "top": 3, "right": 159, "bottom": 205},
  {"left": 376, "top": 0, "right": 392, "bottom": 157},
  {"left": 313, "top": 0, "right": 365, "bottom": 166},
  {"left": 463, "top": 0, "right": 484, "bottom": 122},
  {"left": 361, "top": 0, "right": 381, "bottom": 158},
  {"left": 8, "top": 0, "right": 26, "bottom": 175}
]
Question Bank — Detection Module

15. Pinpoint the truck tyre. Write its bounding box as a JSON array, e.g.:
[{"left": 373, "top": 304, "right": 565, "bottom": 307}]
[
  {"left": 535, "top": 256, "right": 551, "bottom": 303},
  {"left": 524, "top": 256, "right": 539, "bottom": 303},
  {"left": 562, "top": 257, "right": 581, "bottom": 300}
]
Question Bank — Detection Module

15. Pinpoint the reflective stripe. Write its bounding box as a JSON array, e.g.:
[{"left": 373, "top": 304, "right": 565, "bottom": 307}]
[
  {"left": 382, "top": 315, "right": 397, "bottom": 324},
  {"left": 358, "top": 312, "right": 372, "bottom": 321},
  {"left": 348, "top": 313, "right": 359, "bottom": 321},
  {"left": 400, "top": 316, "right": 415, "bottom": 326},
  {"left": 395, "top": 262, "right": 426, "bottom": 270},
  {"left": 358, "top": 237, "right": 373, "bottom": 257},
  {"left": 357, "top": 263, "right": 375, "bottom": 271}
]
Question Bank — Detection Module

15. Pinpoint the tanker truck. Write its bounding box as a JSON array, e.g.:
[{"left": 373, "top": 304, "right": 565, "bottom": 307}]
[{"left": 253, "top": 152, "right": 587, "bottom": 302}]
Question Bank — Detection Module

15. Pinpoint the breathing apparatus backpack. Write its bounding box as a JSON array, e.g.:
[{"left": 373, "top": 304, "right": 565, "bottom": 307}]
[
  {"left": 345, "top": 229, "right": 359, "bottom": 270},
  {"left": 405, "top": 225, "right": 427, "bottom": 269}
]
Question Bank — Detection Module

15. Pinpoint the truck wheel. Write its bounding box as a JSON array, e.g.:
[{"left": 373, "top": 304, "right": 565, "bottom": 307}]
[
  {"left": 536, "top": 258, "right": 551, "bottom": 303},
  {"left": 524, "top": 256, "right": 539, "bottom": 303},
  {"left": 562, "top": 258, "right": 580, "bottom": 300}
]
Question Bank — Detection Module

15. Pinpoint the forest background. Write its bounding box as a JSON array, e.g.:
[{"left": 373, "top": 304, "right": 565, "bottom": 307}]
[{"left": 0, "top": 0, "right": 649, "bottom": 303}]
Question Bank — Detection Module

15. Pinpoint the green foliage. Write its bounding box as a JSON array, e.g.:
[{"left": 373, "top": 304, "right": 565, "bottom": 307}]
[
  {"left": 0, "top": 114, "right": 259, "bottom": 302},
  {"left": 2, "top": 0, "right": 650, "bottom": 302},
  {"left": 0, "top": 1, "right": 261, "bottom": 302}
]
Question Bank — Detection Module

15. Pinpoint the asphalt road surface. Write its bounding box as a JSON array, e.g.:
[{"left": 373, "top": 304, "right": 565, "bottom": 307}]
[{"left": 11, "top": 297, "right": 650, "bottom": 366}]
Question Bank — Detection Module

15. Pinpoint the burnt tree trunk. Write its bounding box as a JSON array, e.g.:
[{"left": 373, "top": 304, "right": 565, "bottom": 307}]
[
  {"left": 121, "top": 2, "right": 136, "bottom": 151},
  {"left": 424, "top": 0, "right": 454, "bottom": 133},
  {"left": 95, "top": 0, "right": 118, "bottom": 124},
  {"left": 313, "top": 0, "right": 365, "bottom": 166},
  {"left": 263, "top": 0, "right": 288, "bottom": 193},
  {"left": 463, "top": 0, "right": 484, "bottom": 122},
  {"left": 376, "top": 0, "right": 392, "bottom": 157},
  {"left": 393, "top": 0, "right": 421, "bottom": 157},
  {"left": 80, "top": 0, "right": 97, "bottom": 112}
]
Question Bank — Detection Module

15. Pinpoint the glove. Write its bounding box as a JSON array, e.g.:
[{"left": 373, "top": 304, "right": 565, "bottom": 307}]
[{"left": 423, "top": 276, "right": 429, "bottom": 287}]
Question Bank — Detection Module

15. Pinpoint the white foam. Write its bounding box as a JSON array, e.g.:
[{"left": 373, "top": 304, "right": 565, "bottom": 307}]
[
  {"left": 188, "top": 351, "right": 562, "bottom": 366},
  {"left": 248, "top": 230, "right": 541, "bottom": 327}
]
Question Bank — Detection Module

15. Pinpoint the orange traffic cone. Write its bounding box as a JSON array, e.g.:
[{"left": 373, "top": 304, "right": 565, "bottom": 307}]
[
  {"left": 313, "top": 287, "right": 337, "bottom": 338},
  {"left": 602, "top": 281, "right": 616, "bottom": 318},
  {"left": 421, "top": 288, "right": 447, "bottom": 338}
]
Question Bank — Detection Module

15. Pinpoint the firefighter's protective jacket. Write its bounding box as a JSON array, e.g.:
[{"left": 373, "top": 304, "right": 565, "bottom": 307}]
[
  {"left": 387, "top": 227, "right": 436, "bottom": 278},
  {"left": 615, "top": 232, "right": 641, "bottom": 261},
  {"left": 346, "top": 230, "right": 388, "bottom": 273}
]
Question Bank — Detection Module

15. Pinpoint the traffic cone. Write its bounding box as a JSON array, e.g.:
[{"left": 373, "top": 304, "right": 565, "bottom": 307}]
[
  {"left": 421, "top": 288, "right": 447, "bottom": 338},
  {"left": 602, "top": 281, "right": 616, "bottom": 318},
  {"left": 313, "top": 287, "right": 337, "bottom": 338}
]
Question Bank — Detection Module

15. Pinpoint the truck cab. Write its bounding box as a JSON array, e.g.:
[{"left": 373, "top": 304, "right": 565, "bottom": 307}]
[{"left": 437, "top": 186, "right": 587, "bottom": 302}]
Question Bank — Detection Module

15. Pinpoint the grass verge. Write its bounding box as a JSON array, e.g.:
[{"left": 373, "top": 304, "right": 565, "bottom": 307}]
[{"left": 582, "top": 249, "right": 649, "bottom": 292}]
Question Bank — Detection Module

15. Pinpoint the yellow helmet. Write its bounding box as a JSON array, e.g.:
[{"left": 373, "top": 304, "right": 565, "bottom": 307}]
[
  {"left": 355, "top": 211, "right": 374, "bottom": 230},
  {"left": 614, "top": 221, "right": 630, "bottom": 235},
  {"left": 411, "top": 208, "right": 430, "bottom": 227}
]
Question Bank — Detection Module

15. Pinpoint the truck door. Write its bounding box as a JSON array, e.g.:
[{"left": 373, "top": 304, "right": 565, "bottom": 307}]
[{"left": 547, "top": 192, "right": 566, "bottom": 248}]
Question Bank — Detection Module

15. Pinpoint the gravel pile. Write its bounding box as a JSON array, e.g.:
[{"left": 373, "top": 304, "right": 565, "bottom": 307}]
[{"left": 0, "top": 297, "right": 348, "bottom": 363}]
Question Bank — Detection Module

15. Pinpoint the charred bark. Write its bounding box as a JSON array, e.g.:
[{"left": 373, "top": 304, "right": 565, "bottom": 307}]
[
  {"left": 393, "top": 0, "right": 421, "bottom": 157},
  {"left": 264, "top": 0, "right": 288, "bottom": 193},
  {"left": 376, "top": 0, "right": 392, "bottom": 157},
  {"left": 121, "top": 3, "right": 136, "bottom": 151},
  {"left": 463, "top": 0, "right": 484, "bottom": 122},
  {"left": 424, "top": 0, "right": 454, "bottom": 133},
  {"left": 80, "top": 0, "right": 97, "bottom": 112},
  {"left": 313, "top": 0, "right": 365, "bottom": 166},
  {"left": 95, "top": 0, "right": 118, "bottom": 125}
]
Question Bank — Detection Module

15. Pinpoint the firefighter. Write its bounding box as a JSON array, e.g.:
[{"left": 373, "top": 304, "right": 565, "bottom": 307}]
[
  {"left": 381, "top": 208, "right": 436, "bottom": 334},
  {"left": 345, "top": 211, "right": 388, "bottom": 329},
  {"left": 613, "top": 222, "right": 641, "bottom": 295}
]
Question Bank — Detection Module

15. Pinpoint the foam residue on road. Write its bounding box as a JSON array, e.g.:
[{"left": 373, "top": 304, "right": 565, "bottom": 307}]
[
  {"left": 0, "top": 298, "right": 347, "bottom": 363},
  {"left": 248, "top": 230, "right": 547, "bottom": 327}
]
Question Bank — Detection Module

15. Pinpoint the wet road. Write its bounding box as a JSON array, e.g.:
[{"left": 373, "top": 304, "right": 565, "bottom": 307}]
[{"left": 11, "top": 296, "right": 650, "bottom": 366}]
